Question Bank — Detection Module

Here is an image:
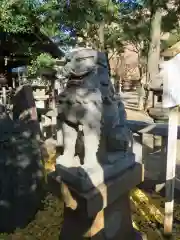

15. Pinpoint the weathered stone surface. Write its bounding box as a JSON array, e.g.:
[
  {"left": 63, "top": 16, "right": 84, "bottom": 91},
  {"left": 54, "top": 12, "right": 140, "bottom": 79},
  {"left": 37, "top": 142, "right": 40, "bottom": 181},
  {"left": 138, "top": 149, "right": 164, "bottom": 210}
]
[
  {"left": 56, "top": 152, "right": 135, "bottom": 192},
  {"left": 61, "top": 194, "right": 134, "bottom": 240},
  {"left": 12, "top": 84, "right": 38, "bottom": 122},
  {"left": 0, "top": 85, "right": 44, "bottom": 233},
  {"left": 56, "top": 48, "right": 143, "bottom": 239},
  {"left": 56, "top": 48, "right": 133, "bottom": 190},
  {"left": 0, "top": 108, "right": 14, "bottom": 142},
  {"left": 59, "top": 163, "right": 142, "bottom": 239}
]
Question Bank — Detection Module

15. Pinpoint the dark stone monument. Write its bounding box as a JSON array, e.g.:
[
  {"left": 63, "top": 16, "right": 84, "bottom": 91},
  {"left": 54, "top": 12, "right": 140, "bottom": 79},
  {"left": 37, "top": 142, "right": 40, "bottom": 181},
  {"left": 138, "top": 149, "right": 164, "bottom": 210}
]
[
  {"left": 0, "top": 85, "right": 44, "bottom": 233},
  {"left": 56, "top": 48, "right": 143, "bottom": 239}
]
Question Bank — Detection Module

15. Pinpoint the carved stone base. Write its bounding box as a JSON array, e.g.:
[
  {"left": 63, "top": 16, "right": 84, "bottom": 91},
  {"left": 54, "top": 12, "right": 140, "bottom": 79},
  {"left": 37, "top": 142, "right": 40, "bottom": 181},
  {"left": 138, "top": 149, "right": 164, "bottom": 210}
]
[
  {"left": 56, "top": 152, "right": 135, "bottom": 192},
  {"left": 59, "top": 163, "right": 143, "bottom": 240},
  {"left": 60, "top": 194, "right": 135, "bottom": 240}
]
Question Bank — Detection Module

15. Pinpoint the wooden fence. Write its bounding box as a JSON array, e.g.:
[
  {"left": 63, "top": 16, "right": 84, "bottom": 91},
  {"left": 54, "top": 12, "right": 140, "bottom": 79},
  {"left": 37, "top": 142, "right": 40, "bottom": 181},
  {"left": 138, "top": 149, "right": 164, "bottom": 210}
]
[
  {"left": 127, "top": 119, "right": 180, "bottom": 235},
  {"left": 127, "top": 120, "right": 180, "bottom": 189}
]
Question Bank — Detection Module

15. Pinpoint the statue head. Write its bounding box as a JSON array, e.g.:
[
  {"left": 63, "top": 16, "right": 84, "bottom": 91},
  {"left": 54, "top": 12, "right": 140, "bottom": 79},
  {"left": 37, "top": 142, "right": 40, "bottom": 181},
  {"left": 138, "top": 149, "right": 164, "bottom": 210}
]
[{"left": 61, "top": 48, "right": 111, "bottom": 91}]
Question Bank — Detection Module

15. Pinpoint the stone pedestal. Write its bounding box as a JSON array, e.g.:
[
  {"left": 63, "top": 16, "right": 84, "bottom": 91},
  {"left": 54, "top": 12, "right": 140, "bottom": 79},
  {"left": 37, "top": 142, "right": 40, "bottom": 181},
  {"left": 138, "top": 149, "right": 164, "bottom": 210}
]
[
  {"left": 59, "top": 163, "right": 143, "bottom": 240},
  {"left": 0, "top": 85, "right": 45, "bottom": 233}
]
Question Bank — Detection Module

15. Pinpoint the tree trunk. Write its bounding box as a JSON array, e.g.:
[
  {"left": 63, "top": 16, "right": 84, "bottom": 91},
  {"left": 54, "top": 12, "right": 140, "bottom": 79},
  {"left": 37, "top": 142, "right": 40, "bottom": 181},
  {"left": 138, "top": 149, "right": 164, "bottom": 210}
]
[
  {"left": 98, "top": 21, "right": 105, "bottom": 51},
  {"left": 144, "top": 3, "right": 162, "bottom": 110},
  {"left": 137, "top": 84, "right": 145, "bottom": 110},
  {"left": 97, "top": 21, "right": 111, "bottom": 77},
  {"left": 0, "top": 34, "right": 6, "bottom": 74},
  {"left": 138, "top": 63, "right": 143, "bottom": 80},
  {"left": 137, "top": 53, "right": 145, "bottom": 110},
  {"left": 119, "top": 54, "right": 125, "bottom": 92},
  {"left": 113, "top": 57, "right": 120, "bottom": 93}
]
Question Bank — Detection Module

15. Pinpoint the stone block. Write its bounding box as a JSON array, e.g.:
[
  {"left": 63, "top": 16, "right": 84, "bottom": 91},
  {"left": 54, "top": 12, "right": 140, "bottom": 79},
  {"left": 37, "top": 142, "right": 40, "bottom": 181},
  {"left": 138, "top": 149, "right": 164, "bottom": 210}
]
[
  {"left": 59, "top": 163, "right": 143, "bottom": 240},
  {"left": 61, "top": 194, "right": 134, "bottom": 240},
  {"left": 56, "top": 152, "right": 136, "bottom": 193}
]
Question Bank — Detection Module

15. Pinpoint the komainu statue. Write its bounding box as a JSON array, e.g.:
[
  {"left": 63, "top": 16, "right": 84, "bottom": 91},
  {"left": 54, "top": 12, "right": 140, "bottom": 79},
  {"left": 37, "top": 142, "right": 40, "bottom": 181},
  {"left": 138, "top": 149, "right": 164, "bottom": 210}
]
[{"left": 56, "top": 48, "right": 135, "bottom": 191}]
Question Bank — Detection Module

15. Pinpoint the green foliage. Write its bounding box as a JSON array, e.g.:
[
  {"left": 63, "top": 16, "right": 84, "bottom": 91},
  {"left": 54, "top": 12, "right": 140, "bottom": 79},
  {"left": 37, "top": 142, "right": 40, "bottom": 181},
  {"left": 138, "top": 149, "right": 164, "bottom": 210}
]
[
  {"left": 41, "top": 0, "right": 123, "bottom": 52},
  {"left": 27, "top": 60, "right": 38, "bottom": 77},
  {"left": 0, "top": 0, "right": 42, "bottom": 33},
  {"left": 27, "top": 53, "right": 56, "bottom": 77},
  {"left": 0, "top": 0, "right": 71, "bottom": 58},
  {"left": 37, "top": 53, "right": 56, "bottom": 68},
  {"left": 118, "top": 0, "right": 180, "bottom": 58},
  {"left": 0, "top": 0, "right": 180, "bottom": 67},
  {"left": 161, "top": 30, "right": 180, "bottom": 50}
]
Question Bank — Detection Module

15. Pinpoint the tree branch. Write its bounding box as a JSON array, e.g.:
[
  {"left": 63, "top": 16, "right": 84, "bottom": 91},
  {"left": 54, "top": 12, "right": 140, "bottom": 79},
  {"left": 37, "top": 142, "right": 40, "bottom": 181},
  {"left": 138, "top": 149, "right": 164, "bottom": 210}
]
[{"left": 108, "top": 50, "right": 117, "bottom": 60}]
